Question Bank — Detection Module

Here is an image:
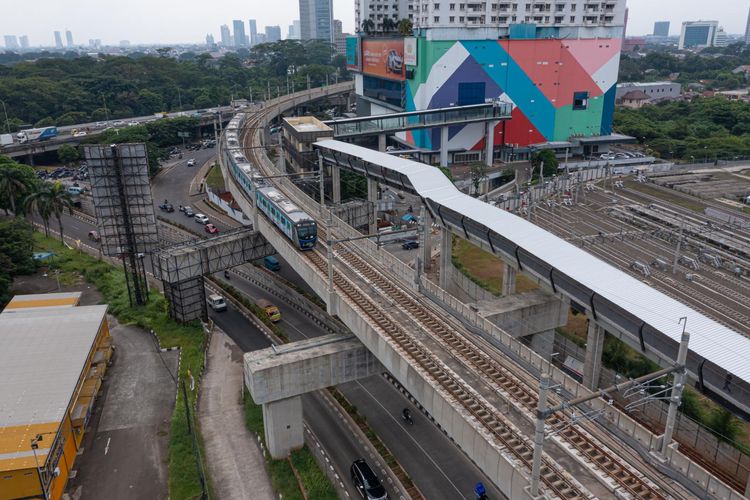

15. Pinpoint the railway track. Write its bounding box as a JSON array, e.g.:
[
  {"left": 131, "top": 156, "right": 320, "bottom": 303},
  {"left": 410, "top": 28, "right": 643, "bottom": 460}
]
[
  {"left": 237, "top": 99, "right": 680, "bottom": 499},
  {"left": 534, "top": 205, "right": 750, "bottom": 334}
]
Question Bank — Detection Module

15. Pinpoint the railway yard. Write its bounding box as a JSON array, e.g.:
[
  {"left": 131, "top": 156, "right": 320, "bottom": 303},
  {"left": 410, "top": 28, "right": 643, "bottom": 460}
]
[{"left": 528, "top": 177, "right": 750, "bottom": 338}]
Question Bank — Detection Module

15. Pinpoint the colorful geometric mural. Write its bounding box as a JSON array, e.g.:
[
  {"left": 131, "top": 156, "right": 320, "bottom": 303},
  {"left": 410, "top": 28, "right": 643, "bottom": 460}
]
[{"left": 401, "top": 37, "right": 622, "bottom": 151}]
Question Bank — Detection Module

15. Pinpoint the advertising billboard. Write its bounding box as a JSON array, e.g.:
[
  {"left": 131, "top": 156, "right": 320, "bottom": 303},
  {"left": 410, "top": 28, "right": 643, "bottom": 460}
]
[
  {"left": 346, "top": 37, "right": 360, "bottom": 70},
  {"left": 404, "top": 37, "right": 417, "bottom": 66},
  {"left": 361, "top": 39, "right": 405, "bottom": 80}
]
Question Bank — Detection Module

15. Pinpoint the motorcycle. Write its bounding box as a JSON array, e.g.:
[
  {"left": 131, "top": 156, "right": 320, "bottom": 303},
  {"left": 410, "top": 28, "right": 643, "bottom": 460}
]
[
  {"left": 402, "top": 408, "right": 413, "bottom": 425},
  {"left": 224, "top": 270, "right": 231, "bottom": 279},
  {"left": 474, "top": 482, "right": 488, "bottom": 500}
]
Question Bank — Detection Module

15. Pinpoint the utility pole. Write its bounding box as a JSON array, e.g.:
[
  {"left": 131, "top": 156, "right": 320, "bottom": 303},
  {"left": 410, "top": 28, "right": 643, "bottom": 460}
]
[
  {"left": 101, "top": 94, "right": 110, "bottom": 122},
  {"left": 318, "top": 151, "right": 325, "bottom": 216},
  {"left": 671, "top": 217, "right": 684, "bottom": 275},
  {"left": 660, "top": 321, "right": 690, "bottom": 458},
  {"left": 530, "top": 372, "right": 551, "bottom": 498}
]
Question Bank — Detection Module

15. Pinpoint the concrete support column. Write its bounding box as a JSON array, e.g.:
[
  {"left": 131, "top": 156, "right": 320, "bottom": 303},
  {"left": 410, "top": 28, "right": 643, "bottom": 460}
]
[
  {"left": 583, "top": 321, "right": 606, "bottom": 390},
  {"left": 485, "top": 121, "right": 497, "bottom": 167},
  {"left": 262, "top": 395, "right": 303, "bottom": 459},
  {"left": 331, "top": 165, "right": 341, "bottom": 205},
  {"left": 439, "top": 229, "right": 452, "bottom": 290},
  {"left": 378, "top": 133, "right": 387, "bottom": 152},
  {"left": 530, "top": 330, "right": 555, "bottom": 361},
  {"left": 421, "top": 206, "right": 432, "bottom": 271},
  {"left": 502, "top": 263, "right": 516, "bottom": 296},
  {"left": 367, "top": 178, "right": 378, "bottom": 235},
  {"left": 440, "top": 126, "right": 450, "bottom": 168},
  {"left": 27, "top": 153, "right": 35, "bottom": 167}
]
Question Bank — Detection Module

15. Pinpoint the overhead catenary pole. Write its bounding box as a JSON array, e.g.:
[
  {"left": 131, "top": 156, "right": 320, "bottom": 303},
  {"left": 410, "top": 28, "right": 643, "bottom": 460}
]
[
  {"left": 529, "top": 372, "right": 551, "bottom": 497},
  {"left": 318, "top": 151, "right": 325, "bottom": 215},
  {"left": 660, "top": 320, "right": 690, "bottom": 457},
  {"left": 672, "top": 217, "right": 684, "bottom": 275}
]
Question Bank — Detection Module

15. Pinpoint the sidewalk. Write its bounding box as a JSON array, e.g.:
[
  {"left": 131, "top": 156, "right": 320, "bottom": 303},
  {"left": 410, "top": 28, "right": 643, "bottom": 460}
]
[{"left": 198, "top": 328, "right": 274, "bottom": 500}]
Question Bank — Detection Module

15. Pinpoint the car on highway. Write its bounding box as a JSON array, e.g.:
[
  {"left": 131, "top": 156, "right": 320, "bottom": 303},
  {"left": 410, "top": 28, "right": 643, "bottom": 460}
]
[
  {"left": 183, "top": 206, "right": 195, "bottom": 217},
  {"left": 401, "top": 240, "right": 419, "bottom": 250},
  {"left": 159, "top": 202, "right": 175, "bottom": 212},
  {"left": 194, "top": 213, "right": 209, "bottom": 224},
  {"left": 95, "top": 121, "right": 107, "bottom": 128},
  {"left": 112, "top": 121, "right": 126, "bottom": 127},
  {"left": 128, "top": 121, "right": 139, "bottom": 126},
  {"left": 72, "top": 131, "right": 87, "bottom": 137},
  {"left": 186, "top": 159, "right": 196, "bottom": 167},
  {"left": 205, "top": 223, "right": 219, "bottom": 234},
  {"left": 350, "top": 459, "right": 388, "bottom": 500}
]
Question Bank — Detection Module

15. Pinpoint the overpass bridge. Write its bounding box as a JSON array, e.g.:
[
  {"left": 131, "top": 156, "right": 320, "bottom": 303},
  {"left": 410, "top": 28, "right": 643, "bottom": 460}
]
[
  {"left": 214, "top": 85, "right": 744, "bottom": 499},
  {"left": 1, "top": 108, "right": 238, "bottom": 162}
]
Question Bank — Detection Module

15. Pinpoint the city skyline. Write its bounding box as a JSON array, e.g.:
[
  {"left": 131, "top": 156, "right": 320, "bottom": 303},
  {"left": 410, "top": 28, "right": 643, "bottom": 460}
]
[{"left": 1, "top": 0, "right": 749, "bottom": 46}]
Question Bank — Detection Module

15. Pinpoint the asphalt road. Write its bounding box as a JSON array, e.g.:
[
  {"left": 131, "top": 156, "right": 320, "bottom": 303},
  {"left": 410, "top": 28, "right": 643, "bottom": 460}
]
[{"left": 43, "top": 163, "right": 504, "bottom": 499}]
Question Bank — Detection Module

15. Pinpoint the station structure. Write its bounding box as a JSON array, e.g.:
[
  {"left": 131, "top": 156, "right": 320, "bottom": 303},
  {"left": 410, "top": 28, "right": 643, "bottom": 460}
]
[{"left": 0, "top": 292, "right": 112, "bottom": 500}]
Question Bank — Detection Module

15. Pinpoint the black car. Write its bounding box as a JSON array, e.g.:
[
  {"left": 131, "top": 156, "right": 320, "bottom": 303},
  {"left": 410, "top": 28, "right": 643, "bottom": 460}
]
[
  {"left": 159, "top": 202, "right": 175, "bottom": 212},
  {"left": 402, "top": 240, "right": 419, "bottom": 250},
  {"left": 350, "top": 459, "right": 388, "bottom": 500}
]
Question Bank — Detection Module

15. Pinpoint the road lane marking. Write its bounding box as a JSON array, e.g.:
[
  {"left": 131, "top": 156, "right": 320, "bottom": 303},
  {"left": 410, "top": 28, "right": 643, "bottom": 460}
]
[{"left": 104, "top": 437, "right": 111, "bottom": 455}]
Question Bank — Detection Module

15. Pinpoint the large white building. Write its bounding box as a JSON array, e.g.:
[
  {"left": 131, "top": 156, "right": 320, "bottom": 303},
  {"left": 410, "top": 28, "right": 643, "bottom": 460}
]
[
  {"left": 678, "top": 20, "right": 719, "bottom": 50},
  {"left": 356, "top": 0, "right": 626, "bottom": 38}
]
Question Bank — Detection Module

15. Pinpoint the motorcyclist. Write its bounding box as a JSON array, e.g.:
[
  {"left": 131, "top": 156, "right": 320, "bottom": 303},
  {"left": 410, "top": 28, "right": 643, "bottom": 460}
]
[
  {"left": 474, "top": 482, "right": 488, "bottom": 500},
  {"left": 224, "top": 270, "right": 231, "bottom": 279},
  {"left": 402, "top": 408, "right": 412, "bottom": 422}
]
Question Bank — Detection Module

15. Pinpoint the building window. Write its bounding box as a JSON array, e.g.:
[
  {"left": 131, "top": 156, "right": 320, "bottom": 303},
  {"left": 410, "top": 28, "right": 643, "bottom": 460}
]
[
  {"left": 450, "top": 3, "right": 455, "bottom": 9},
  {"left": 573, "top": 91, "right": 589, "bottom": 110},
  {"left": 434, "top": 3, "right": 440, "bottom": 9},
  {"left": 459, "top": 3, "right": 465, "bottom": 10},
  {"left": 570, "top": 15, "right": 575, "bottom": 22},
  {"left": 458, "top": 82, "right": 486, "bottom": 106},
  {"left": 449, "top": 16, "right": 455, "bottom": 21},
  {"left": 434, "top": 15, "right": 440, "bottom": 21},
  {"left": 459, "top": 16, "right": 464, "bottom": 21},
  {"left": 570, "top": 3, "right": 576, "bottom": 10}
]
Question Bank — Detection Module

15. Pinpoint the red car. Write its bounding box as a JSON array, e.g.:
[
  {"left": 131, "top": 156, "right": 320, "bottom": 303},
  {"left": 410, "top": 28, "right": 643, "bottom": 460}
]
[{"left": 205, "top": 223, "right": 219, "bottom": 234}]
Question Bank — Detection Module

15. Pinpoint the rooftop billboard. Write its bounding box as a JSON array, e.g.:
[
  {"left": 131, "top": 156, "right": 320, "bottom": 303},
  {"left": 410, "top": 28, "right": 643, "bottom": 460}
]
[{"left": 361, "top": 39, "right": 405, "bottom": 81}]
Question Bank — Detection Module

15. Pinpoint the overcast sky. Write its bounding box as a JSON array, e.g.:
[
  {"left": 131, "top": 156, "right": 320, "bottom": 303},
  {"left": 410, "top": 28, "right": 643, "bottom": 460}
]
[{"left": 0, "top": 0, "right": 748, "bottom": 46}]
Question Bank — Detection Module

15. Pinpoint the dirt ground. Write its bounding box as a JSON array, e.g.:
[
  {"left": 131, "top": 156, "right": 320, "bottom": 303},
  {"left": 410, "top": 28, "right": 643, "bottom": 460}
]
[{"left": 12, "top": 267, "right": 103, "bottom": 305}]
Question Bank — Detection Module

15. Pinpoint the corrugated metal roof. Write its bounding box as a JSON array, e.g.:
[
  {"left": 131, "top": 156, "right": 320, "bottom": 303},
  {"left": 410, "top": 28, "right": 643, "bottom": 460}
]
[
  {"left": 0, "top": 305, "right": 107, "bottom": 432},
  {"left": 315, "top": 139, "right": 750, "bottom": 382}
]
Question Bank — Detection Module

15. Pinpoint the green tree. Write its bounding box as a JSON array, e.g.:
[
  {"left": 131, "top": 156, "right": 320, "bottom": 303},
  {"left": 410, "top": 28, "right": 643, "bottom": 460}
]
[
  {"left": 34, "top": 116, "right": 56, "bottom": 127},
  {"left": 532, "top": 150, "right": 558, "bottom": 179},
  {"left": 0, "top": 218, "right": 35, "bottom": 275},
  {"left": 361, "top": 19, "right": 376, "bottom": 34},
  {"left": 381, "top": 17, "right": 397, "bottom": 33},
  {"left": 57, "top": 144, "right": 79, "bottom": 166},
  {"left": 707, "top": 408, "right": 743, "bottom": 444},
  {"left": 398, "top": 19, "right": 414, "bottom": 36},
  {"left": 24, "top": 183, "right": 73, "bottom": 243},
  {"left": 0, "top": 157, "right": 36, "bottom": 216},
  {"left": 193, "top": 93, "right": 213, "bottom": 109}
]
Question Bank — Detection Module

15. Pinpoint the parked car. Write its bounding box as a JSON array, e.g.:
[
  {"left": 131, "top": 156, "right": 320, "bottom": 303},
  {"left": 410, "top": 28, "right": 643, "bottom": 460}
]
[
  {"left": 159, "top": 202, "right": 174, "bottom": 212},
  {"left": 128, "top": 121, "right": 139, "bottom": 126},
  {"left": 95, "top": 121, "right": 107, "bottom": 128},
  {"left": 205, "top": 223, "right": 219, "bottom": 234},
  {"left": 183, "top": 206, "right": 195, "bottom": 217},
  {"left": 350, "top": 459, "right": 388, "bottom": 500},
  {"left": 187, "top": 159, "right": 196, "bottom": 167},
  {"left": 72, "top": 131, "right": 87, "bottom": 137},
  {"left": 402, "top": 240, "right": 419, "bottom": 250},
  {"left": 194, "top": 213, "right": 209, "bottom": 224}
]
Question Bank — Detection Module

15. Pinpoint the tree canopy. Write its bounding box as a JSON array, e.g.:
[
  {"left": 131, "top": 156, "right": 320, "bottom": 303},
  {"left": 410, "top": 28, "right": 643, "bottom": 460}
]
[
  {"left": 614, "top": 97, "right": 750, "bottom": 162},
  {"left": 0, "top": 40, "right": 345, "bottom": 131}
]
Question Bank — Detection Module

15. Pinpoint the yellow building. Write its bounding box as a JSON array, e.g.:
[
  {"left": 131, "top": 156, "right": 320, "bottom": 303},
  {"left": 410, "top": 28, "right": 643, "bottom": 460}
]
[{"left": 0, "top": 292, "right": 112, "bottom": 500}]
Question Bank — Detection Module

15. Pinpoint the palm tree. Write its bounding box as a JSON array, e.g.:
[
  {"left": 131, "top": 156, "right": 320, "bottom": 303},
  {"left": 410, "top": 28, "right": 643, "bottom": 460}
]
[
  {"left": 382, "top": 17, "right": 396, "bottom": 33},
  {"left": 47, "top": 183, "right": 74, "bottom": 243},
  {"left": 0, "top": 167, "right": 33, "bottom": 216},
  {"left": 24, "top": 185, "right": 52, "bottom": 237},
  {"left": 398, "top": 19, "right": 414, "bottom": 36},
  {"left": 361, "top": 19, "right": 375, "bottom": 35},
  {"left": 24, "top": 183, "right": 72, "bottom": 242}
]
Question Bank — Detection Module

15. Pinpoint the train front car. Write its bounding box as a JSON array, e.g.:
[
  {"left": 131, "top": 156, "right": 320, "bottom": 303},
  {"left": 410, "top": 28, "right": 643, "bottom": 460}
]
[{"left": 293, "top": 219, "right": 317, "bottom": 250}]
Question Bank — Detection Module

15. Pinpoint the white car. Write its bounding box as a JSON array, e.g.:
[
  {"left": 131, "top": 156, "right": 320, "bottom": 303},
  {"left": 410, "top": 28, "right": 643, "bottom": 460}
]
[
  {"left": 72, "top": 131, "right": 88, "bottom": 137},
  {"left": 194, "top": 214, "right": 209, "bottom": 224},
  {"left": 128, "top": 121, "right": 139, "bottom": 126},
  {"left": 112, "top": 121, "right": 126, "bottom": 126},
  {"left": 95, "top": 121, "right": 107, "bottom": 127}
]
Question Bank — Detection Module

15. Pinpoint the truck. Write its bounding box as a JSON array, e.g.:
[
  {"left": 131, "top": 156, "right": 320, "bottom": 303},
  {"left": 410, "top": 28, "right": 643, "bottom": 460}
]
[
  {"left": 207, "top": 294, "right": 227, "bottom": 312},
  {"left": 0, "top": 134, "right": 13, "bottom": 147},
  {"left": 17, "top": 126, "right": 58, "bottom": 143}
]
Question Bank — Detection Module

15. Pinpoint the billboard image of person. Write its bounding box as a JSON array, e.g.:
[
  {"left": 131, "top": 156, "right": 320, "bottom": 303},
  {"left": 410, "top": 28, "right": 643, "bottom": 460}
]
[{"left": 361, "top": 39, "right": 405, "bottom": 80}]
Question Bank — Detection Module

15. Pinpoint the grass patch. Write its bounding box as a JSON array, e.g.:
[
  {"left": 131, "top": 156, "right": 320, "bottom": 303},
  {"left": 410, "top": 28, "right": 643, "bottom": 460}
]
[
  {"left": 243, "top": 389, "right": 336, "bottom": 500},
  {"left": 34, "top": 234, "right": 209, "bottom": 500},
  {"left": 623, "top": 181, "right": 706, "bottom": 213},
  {"left": 205, "top": 164, "right": 225, "bottom": 191},
  {"left": 451, "top": 237, "right": 537, "bottom": 295}
]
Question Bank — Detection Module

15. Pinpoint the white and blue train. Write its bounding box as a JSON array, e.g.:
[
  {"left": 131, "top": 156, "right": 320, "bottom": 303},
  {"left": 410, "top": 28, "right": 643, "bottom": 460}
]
[{"left": 222, "top": 114, "right": 318, "bottom": 250}]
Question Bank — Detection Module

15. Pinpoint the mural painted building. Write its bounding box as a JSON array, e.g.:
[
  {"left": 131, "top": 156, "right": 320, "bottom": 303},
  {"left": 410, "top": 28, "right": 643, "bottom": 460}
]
[{"left": 349, "top": 35, "right": 622, "bottom": 157}]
